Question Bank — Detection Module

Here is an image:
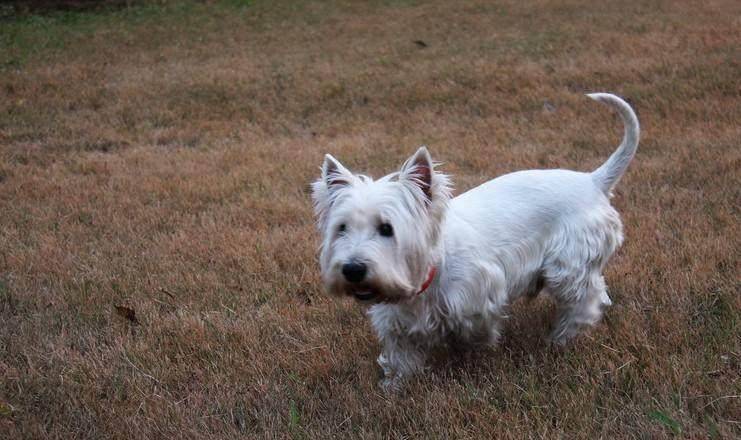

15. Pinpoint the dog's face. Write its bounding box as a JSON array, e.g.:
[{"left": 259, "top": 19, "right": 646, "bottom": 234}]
[{"left": 311, "top": 147, "right": 451, "bottom": 303}]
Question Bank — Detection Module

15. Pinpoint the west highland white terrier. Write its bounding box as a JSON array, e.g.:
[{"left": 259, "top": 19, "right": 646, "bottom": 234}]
[{"left": 311, "top": 93, "right": 639, "bottom": 391}]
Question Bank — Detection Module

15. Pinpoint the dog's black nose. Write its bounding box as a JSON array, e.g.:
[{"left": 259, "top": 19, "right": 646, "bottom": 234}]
[{"left": 342, "top": 262, "right": 367, "bottom": 283}]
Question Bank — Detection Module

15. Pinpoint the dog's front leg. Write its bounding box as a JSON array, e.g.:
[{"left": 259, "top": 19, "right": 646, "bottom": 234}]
[
  {"left": 376, "top": 333, "right": 426, "bottom": 393},
  {"left": 369, "top": 304, "right": 428, "bottom": 392}
]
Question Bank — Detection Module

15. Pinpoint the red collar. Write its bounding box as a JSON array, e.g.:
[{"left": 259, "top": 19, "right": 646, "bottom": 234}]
[{"left": 417, "top": 267, "right": 437, "bottom": 295}]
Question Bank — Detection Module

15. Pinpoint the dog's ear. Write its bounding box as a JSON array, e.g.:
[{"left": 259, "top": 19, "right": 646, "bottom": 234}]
[
  {"left": 311, "top": 154, "right": 354, "bottom": 231},
  {"left": 321, "top": 154, "right": 354, "bottom": 190},
  {"left": 400, "top": 146, "right": 434, "bottom": 200}
]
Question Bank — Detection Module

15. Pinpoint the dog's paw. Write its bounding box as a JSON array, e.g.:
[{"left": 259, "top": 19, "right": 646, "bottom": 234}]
[{"left": 378, "top": 376, "right": 404, "bottom": 394}]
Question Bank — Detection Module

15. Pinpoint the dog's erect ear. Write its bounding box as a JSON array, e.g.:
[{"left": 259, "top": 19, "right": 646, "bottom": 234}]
[
  {"left": 311, "top": 154, "right": 354, "bottom": 231},
  {"left": 400, "top": 146, "right": 433, "bottom": 200},
  {"left": 322, "top": 154, "right": 354, "bottom": 191}
]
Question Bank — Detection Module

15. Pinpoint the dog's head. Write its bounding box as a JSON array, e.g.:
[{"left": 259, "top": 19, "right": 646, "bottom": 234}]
[{"left": 311, "top": 147, "right": 451, "bottom": 303}]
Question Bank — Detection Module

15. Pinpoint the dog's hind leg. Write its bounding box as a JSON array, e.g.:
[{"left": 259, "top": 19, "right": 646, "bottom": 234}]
[
  {"left": 549, "top": 271, "right": 612, "bottom": 344},
  {"left": 544, "top": 209, "right": 622, "bottom": 344}
]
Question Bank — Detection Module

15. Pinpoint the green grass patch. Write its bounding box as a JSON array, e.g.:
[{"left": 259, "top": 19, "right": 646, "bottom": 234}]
[
  {"left": 649, "top": 409, "right": 682, "bottom": 435},
  {"left": 0, "top": 0, "right": 252, "bottom": 69}
]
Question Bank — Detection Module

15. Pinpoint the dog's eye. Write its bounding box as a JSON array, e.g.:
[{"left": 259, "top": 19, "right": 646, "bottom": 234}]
[
  {"left": 378, "top": 223, "right": 393, "bottom": 237},
  {"left": 337, "top": 223, "right": 346, "bottom": 234}
]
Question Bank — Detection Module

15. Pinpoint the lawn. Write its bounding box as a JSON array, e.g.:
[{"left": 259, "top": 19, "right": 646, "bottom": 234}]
[{"left": 0, "top": 0, "right": 739, "bottom": 438}]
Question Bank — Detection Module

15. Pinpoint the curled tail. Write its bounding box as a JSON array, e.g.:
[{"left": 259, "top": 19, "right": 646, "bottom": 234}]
[{"left": 588, "top": 93, "right": 640, "bottom": 195}]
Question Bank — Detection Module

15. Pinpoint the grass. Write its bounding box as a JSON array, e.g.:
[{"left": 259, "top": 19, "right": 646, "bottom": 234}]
[{"left": 0, "top": 0, "right": 739, "bottom": 438}]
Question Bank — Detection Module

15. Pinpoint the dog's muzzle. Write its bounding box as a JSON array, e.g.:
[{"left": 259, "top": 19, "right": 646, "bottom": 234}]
[{"left": 342, "top": 261, "right": 381, "bottom": 301}]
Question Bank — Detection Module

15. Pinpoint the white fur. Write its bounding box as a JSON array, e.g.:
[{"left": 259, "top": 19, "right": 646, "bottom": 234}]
[{"left": 311, "top": 93, "right": 639, "bottom": 391}]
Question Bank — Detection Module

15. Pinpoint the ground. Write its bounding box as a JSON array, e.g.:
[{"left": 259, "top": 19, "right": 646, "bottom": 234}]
[{"left": 0, "top": 0, "right": 739, "bottom": 438}]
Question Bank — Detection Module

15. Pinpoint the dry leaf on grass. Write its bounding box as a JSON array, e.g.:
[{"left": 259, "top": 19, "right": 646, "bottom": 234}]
[{"left": 114, "top": 305, "right": 139, "bottom": 325}]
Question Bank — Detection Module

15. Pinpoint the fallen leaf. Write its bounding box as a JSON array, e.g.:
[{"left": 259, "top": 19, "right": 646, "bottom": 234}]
[
  {"left": 114, "top": 305, "right": 139, "bottom": 325},
  {"left": 0, "top": 402, "right": 13, "bottom": 417}
]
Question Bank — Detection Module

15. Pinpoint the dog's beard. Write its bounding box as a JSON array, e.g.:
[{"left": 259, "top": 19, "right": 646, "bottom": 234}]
[
  {"left": 320, "top": 240, "right": 432, "bottom": 304},
  {"left": 323, "top": 270, "right": 415, "bottom": 304},
  {"left": 347, "top": 283, "right": 383, "bottom": 302}
]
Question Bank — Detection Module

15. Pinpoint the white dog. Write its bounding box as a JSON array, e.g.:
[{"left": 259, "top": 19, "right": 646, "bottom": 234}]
[{"left": 311, "top": 93, "right": 639, "bottom": 391}]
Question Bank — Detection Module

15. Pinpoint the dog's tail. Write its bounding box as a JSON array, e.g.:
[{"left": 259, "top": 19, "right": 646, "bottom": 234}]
[{"left": 588, "top": 93, "right": 640, "bottom": 195}]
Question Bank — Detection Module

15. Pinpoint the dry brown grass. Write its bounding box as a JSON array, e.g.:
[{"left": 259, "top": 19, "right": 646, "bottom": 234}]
[{"left": 1, "top": 0, "right": 739, "bottom": 438}]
